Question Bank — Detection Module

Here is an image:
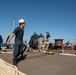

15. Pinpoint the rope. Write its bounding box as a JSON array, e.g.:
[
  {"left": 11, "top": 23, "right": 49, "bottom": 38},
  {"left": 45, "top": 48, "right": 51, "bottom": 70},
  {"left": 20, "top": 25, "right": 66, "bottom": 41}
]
[{"left": 0, "top": 58, "right": 27, "bottom": 75}]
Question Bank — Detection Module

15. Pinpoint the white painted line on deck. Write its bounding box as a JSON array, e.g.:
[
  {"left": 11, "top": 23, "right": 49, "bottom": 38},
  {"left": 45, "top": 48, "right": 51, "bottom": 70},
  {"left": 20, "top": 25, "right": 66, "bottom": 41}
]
[
  {"left": 1, "top": 51, "right": 13, "bottom": 54},
  {"left": 60, "top": 53, "right": 76, "bottom": 56}
]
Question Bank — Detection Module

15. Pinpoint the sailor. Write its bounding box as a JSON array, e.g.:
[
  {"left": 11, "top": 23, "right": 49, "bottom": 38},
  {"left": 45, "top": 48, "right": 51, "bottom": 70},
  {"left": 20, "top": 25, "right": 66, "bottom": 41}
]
[{"left": 7, "top": 19, "right": 26, "bottom": 66}]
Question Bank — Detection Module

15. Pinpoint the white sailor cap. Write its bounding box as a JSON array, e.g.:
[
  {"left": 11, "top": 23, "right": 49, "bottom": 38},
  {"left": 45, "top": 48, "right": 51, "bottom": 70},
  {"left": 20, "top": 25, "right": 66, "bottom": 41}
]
[{"left": 18, "top": 19, "right": 25, "bottom": 24}]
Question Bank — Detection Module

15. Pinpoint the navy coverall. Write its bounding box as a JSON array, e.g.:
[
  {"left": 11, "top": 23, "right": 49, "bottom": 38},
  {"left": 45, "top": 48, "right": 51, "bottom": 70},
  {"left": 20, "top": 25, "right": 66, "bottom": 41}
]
[{"left": 13, "top": 26, "right": 24, "bottom": 61}]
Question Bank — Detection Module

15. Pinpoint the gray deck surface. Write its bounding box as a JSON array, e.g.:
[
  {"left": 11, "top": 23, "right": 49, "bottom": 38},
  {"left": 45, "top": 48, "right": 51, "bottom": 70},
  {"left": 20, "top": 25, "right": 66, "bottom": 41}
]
[{"left": 0, "top": 49, "right": 76, "bottom": 75}]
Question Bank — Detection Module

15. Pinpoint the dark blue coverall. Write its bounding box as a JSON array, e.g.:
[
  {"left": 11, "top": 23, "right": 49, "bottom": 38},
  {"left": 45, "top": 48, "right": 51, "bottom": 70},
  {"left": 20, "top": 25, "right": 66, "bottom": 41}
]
[{"left": 13, "top": 26, "right": 24, "bottom": 63}]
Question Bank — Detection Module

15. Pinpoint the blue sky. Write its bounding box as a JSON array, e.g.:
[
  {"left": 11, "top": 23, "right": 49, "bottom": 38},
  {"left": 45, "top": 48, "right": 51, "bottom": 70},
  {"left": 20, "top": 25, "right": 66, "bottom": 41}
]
[{"left": 0, "top": 0, "right": 76, "bottom": 43}]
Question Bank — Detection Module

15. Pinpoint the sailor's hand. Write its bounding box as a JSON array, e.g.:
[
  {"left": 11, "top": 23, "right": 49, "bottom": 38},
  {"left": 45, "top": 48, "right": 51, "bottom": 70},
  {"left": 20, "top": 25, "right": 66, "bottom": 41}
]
[{"left": 7, "top": 41, "right": 10, "bottom": 45}]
